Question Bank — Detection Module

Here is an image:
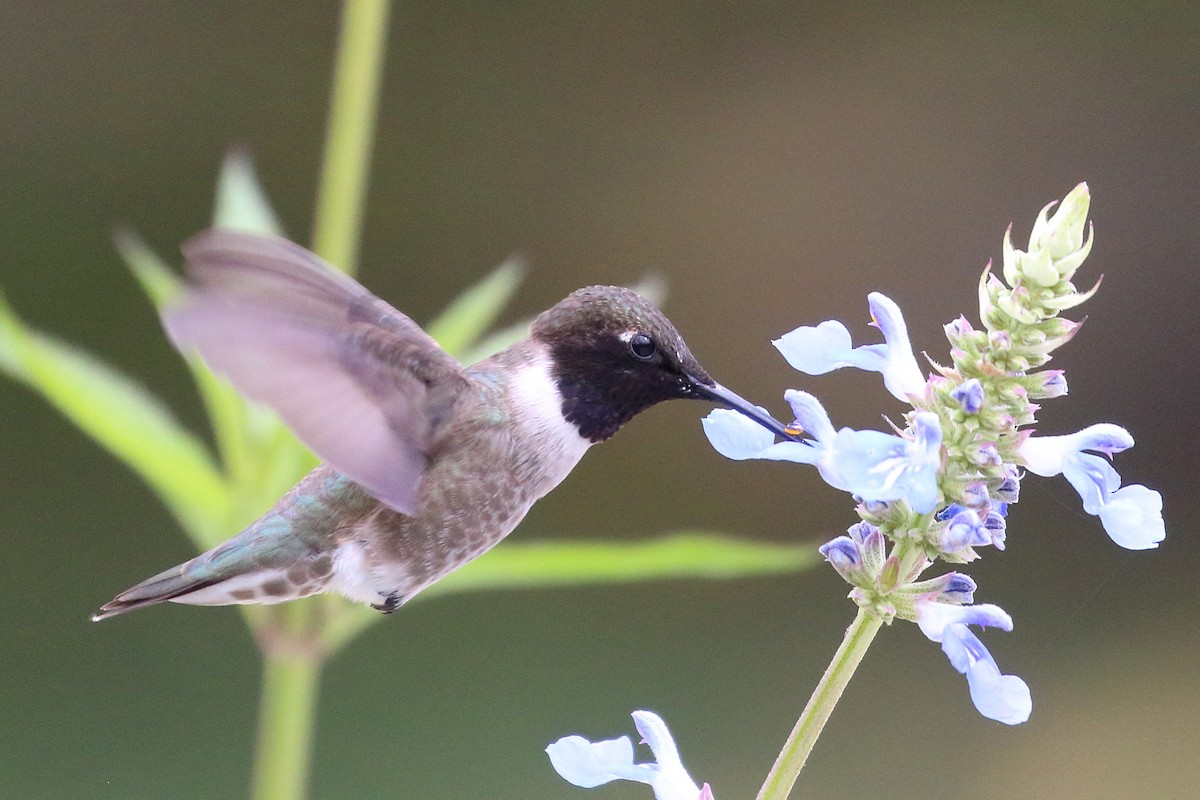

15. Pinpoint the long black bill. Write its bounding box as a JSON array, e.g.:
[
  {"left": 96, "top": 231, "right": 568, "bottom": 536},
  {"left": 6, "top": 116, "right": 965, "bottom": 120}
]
[{"left": 689, "top": 378, "right": 802, "bottom": 442}]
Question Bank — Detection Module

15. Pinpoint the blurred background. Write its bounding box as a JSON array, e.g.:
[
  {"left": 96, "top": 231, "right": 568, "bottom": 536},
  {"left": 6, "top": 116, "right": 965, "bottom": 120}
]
[{"left": 2, "top": 2, "right": 1197, "bottom": 798}]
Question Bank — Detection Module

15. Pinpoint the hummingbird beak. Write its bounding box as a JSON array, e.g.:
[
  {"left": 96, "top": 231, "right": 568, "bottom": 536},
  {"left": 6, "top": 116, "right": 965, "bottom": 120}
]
[{"left": 688, "top": 378, "right": 801, "bottom": 442}]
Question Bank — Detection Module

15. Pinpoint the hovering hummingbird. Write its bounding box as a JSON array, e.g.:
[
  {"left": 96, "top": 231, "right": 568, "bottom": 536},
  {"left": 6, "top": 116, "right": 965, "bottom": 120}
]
[{"left": 92, "top": 230, "right": 794, "bottom": 621}]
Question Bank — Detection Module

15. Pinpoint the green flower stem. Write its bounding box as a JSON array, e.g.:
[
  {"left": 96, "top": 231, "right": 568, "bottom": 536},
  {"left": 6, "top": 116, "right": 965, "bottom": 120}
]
[
  {"left": 250, "top": 2, "right": 392, "bottom": 799},
  {"left": 756, "top": 607, "right": 883, "bottom": 800},
  {"left": 251, "top": 605, "right": 325, "bottom": 800},
  {"left": 311, "top": 0, "right": 392, "bottom": 274}
]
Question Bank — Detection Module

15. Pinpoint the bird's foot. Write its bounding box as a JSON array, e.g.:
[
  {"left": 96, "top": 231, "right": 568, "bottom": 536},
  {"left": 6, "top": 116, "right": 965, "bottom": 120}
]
[{"left": 371, "top": 592, "right": 403, "bottom": 614}]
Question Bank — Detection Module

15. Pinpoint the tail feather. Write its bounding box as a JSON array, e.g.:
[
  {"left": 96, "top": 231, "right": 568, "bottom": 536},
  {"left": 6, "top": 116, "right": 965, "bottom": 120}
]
[
  {"left": 92, "top": 465, "right": 356, "bottom": 621},
  {"left": 91, "top": 563, "right": 221, "bottom": 621}
]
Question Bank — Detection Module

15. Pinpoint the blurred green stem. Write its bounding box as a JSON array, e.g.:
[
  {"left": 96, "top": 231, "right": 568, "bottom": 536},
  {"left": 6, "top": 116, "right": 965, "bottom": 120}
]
[
  {"left": 755, "top": 607, "right": 883, "bottom": 800},
  {"left": 252, "top": 2, "right": 391, "bottom": 800},
  {"left": 252, "top": 606, "right": 324, "bottom": 800},
  {"left": 312, "top": 0, "right": 392, "bottom": 274}
]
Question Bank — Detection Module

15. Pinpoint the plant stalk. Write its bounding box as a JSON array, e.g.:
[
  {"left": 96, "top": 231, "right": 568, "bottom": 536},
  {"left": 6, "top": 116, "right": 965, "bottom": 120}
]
[
  {"left": 251, "top": 605, "right": 324, "bottom": 800},
  {"left": 249, "top": 2, "right": 391, "bottom": 799},
  {"left": 312, "top": 0, "right": 392, "bottom": 274},
  {"left": 755, "top": 607, "right": 883, "bottom": 800}
]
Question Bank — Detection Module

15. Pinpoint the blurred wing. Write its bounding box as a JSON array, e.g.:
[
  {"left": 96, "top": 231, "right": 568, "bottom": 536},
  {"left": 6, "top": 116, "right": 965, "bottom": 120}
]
[{"left": 165, "top": 229, "right": 469, "bottom": 514}]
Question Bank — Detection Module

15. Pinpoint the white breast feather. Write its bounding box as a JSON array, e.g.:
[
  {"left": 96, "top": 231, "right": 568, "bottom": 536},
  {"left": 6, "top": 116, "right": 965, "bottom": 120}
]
[{"left": 508, "top": 349, "right": 592, "bottom": 496}]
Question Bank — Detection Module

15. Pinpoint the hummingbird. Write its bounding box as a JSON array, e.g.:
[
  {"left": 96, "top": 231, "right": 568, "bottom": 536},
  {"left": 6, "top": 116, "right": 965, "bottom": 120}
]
[{"left": 92, "top": 230, "right": 793, "bottom": 621}]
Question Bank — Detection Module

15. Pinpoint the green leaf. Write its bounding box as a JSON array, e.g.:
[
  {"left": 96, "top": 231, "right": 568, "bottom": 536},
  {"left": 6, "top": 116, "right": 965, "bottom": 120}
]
[
  {"left": 425, "top": 257, "right": 525, "bottom": 358},
  {"left": 0, "top": 293, "right": 227, "bottom": 542},
  {"left": 456, "top": 317, "right": 531, "bottom": 365},
  {"left": 318, "top": 531, "right": 819, "bottom": 653},
  {"left": 214, "top": 147, "right": 285, "bottom": 236},
  {"left": 430, "top": 532, "right": 819, "bottom": 594},
  {"left": 113, "top": 226, "right": 182, "bottom": 309}
]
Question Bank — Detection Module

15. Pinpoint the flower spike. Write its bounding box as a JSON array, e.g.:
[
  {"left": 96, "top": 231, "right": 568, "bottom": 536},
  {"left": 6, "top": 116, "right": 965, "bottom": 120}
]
[{"left": 700, "top": 184, "right": 1162, "bottom": 730}]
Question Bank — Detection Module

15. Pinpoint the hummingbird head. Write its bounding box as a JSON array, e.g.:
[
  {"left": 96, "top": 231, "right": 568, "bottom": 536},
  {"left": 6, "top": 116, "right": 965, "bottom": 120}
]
[{"left": 531, "top": 285, "right": 794, "bottom": 442}]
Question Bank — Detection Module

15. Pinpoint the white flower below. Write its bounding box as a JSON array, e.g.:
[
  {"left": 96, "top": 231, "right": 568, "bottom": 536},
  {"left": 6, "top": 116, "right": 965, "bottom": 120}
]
[{"left": 547, "top": 710, "right": 711, "bottom": 800}]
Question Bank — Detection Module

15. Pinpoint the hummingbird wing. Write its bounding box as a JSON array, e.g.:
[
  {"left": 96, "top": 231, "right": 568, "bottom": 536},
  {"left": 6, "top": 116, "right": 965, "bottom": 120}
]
[{"left": 164, "top": 229, "right": 470, "bottom": 515}]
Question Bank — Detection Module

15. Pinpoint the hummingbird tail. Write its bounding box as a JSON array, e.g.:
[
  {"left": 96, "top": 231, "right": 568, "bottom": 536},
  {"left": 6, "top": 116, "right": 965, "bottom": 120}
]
[{"left": 91, "top": 563, "right": 220, "bottom": 621}]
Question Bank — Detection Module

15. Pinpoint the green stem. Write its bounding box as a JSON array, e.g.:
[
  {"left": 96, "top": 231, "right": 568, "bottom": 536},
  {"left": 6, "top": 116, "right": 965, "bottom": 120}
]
[
  {"left": 248, "top": 3, "right": 392, "bottom": 799},
  {"left": 251, "top": 632, "right": 323, "bottom": 800},
  {"left": 756, "top": 608, "right": 884, "bottom": 800},
  {"left": 311, "top": 0, "right": 392, "bottom": 274}
]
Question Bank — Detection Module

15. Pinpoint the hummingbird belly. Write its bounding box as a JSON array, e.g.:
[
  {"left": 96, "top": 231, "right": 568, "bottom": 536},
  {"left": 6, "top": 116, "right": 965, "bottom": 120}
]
[{"left": 331, "top": 355, "right": 593, "bottom": 607}]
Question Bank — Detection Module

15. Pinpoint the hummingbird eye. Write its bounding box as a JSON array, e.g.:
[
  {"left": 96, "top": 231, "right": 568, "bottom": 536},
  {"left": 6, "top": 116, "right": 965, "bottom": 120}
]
[{"left": 628, "top": 332, "right": 656, "bottom": 360}]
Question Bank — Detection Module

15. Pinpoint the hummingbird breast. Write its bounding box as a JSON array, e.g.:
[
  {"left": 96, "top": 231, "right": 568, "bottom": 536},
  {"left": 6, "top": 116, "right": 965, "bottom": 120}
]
[{"left": 331, "top": 344, "right": 592, "bottom": 607}]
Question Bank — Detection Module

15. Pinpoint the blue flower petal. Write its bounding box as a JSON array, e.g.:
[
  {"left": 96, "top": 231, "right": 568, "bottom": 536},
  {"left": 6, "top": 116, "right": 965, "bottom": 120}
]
[
  {"left": 950, "top": 378, "right": 984, "bottom": 414},
  {"left": 1097, "top": 485, "right": 1165, "bottom": 550},
  {"left": 1020, "top": 423, "right": 1134, "bottom": 477},
  {"left": 941, "top": 624, "right": 1032, "bottom": 725},
  {"left": 772, "top": 295, "right": 925, "bottom": 402},
  {"left": 1021, "top": 423, "right": 1164, "bottom": 550},
  {"left": 546, "top": 734, "right": 652, "bottom": 788},
  {"left": 1061, "top": 452, "right": 1121, "bottom": 514},
  {"left": 631, "top": 711, "right": 702, "bottom": 800},
  {"left": 701, "top": 409, "right": 819, "bottom": 463},
  {"left": 782, "top": 390, "right": 836, "bottom": 443},
  {"left": 819, "top": 535, "right": 862, "bottom": 581},
  {"left": 916, "top": 600, "right": 1013, "bottom": 641},
  {"left": 982, "top": 507, "right": 1007, "bottom": 550},
  {"left": 818, "top": 535, "right": 860, "bottom": 566},
  {"left": 774, "top": 320, "right": 887, "bottom": 375},
  {"left": 941, "top": 573, "right": 977, "bottom": 604},
  {"left": 867, "top": 292, "right": 927, "bottom": 401},
  {"left": 826, "top": 413, "right": 942, "bottom": 513},
  {"left": 547, "top": 711, "right": 702, "bottom": 800},
  {"left": 701, "top": 409, "right": 773, "bottom": 459},
  {"left": 940, "top": 508, "right": 990, "bottom": 553}
]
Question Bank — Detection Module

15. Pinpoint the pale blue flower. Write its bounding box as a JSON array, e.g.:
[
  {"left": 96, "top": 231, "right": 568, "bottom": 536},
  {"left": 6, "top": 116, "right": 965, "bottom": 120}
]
[
  {"left": 824, "top": 409, "right": 942, "bottom": 513},
  {"left": 938, "top": 504, "right": 1006, "bottom": 554},
  {"left": 995, "top": 466, "right": 1021, "bottom": 503},
  {"left": 915, "top": 598, "right": 1013, "bottom": 641},
  {"left": 1020, "top": 423, "right": 1133, "bottom": 477},
  {"left": 773, "top": 293, "right": 926, "bottom": 402},
  {"left": 982, "top": 505, "right": 1008, "bottom": 549},
  {"left": 1096, "top": 485, "right": 1165, "bottom": 550},
  {"left": 942, "top": 625, "right": 1032, "bottom": 725},
  {"left": 820, "top": 522, "right": 886, "bottom": 586},
  {"left": 1036, "top": 370, "right": 1068, "bottom": 399},
  {"left": 547, "top": 710, "right": 708, "bottom": 800},
  {"left": 703, "top": 392, "right": 942, "bottom": 513},
  {"left": 939, "top": 573, "right": 977, "bottom": 605},
  {"left": 700, "top": 408, "right": 815, "bottom": 463},
  {"left": 950, "top": 378, "right": 984, "bottom": 414},
  {"left": 902, "top": 571, "right": 976, "bottom": 606},
  {"left": 1021, "top": 424, "right": 1164, "bottom": 549},
  {"left": 779, "top": 391, "right": 942, "bottom": 512},
  {"left": 915, "top": 601, "right": 1031, "bottom": 725},
  {"left": 818, "top": 536, "right": 861, "bottom": 580},
  {"left": 939, "top": 508, "right": 990, "bottom": 554}
]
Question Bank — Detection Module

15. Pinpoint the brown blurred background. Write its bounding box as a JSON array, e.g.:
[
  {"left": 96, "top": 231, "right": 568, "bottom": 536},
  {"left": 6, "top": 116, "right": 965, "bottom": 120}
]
[{"left": 1, "top": 2, "right": 1197, "bottom": 798}]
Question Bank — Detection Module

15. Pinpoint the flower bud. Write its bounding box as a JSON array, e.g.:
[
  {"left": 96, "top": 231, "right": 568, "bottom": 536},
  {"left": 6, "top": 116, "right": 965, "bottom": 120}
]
[
  {"left": 1029, "top": 182, "right": 1091, "bottom": 263},
  {"left": 819, "top": 536, "right": 863, "bottom": 585},
  {"left": 1029, "top": 370, "right": 1067, "bottom": 399}
]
